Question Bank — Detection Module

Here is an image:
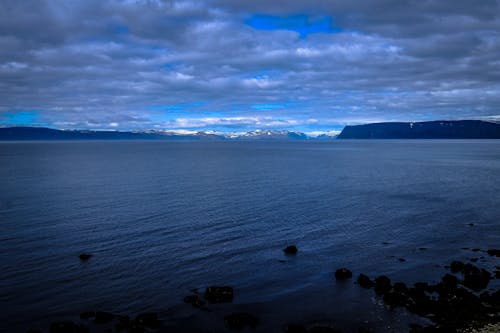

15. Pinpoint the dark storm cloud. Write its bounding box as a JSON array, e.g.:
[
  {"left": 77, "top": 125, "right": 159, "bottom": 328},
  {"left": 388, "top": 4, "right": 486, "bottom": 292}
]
[{"left": 0, "top": 0, "right": 499, "bottom": 131}]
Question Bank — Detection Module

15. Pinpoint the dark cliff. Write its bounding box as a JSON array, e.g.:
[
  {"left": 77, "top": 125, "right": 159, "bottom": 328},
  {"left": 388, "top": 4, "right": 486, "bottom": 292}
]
[{"left": 337, "top": 120, "right": 500, "bottom": 139}]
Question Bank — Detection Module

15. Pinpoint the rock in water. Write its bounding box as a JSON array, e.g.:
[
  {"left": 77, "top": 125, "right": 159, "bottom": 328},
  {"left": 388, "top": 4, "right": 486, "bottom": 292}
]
[
  {"left": 357, "top": 274, "right": 374, "bottom": 288},
  {"left": 204, "top": 286, "right": 234, "bottom": 303},
  {"left": 374, "top": 275, "right": 392, "bottom": 294},
  {"left": 335, "top": 268, "right": 352, "bottom": 280},
  {"left": 487, "top": 249, "right": 500, "bottom": 257},
  {"left": 183, "top": 295, "right": 206, "bottom": 308},
  {"left": 462, "top": 265, "right": 491, "bottom": 291},
  {"left": 79, "top": 311, "right": 95, "bottom": 320},
  {"left": 79, "top": 253, "right": 92, "bottom": 261},
  {"left": 224, "top": 313, "right": 258, "bottom": 330},
  {"left": 94, "top": 311, "right": 114, "bottom": 324},
  {"left": 283, "top": 245, "right": 298, "bottom": 255},
  {"left": 450, "top": 260, "right": 465, "bottom": 273}
]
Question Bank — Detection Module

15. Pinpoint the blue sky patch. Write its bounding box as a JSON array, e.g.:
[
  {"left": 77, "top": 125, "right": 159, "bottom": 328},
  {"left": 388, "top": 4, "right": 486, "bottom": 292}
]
[
  {"left": 1, "top": 110, "right": 41, "bottom": 125},
  {"left": 245, "top": 14, "right": 341, "bottom": 37}
]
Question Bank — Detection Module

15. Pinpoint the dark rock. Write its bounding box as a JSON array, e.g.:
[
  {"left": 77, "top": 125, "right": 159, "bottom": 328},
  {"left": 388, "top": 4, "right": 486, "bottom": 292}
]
[
  {"left": 285, "top": 324, "right": 308, "bottom": 333},
  {"left": 441, "top": 274, "right": 459, "bottom": 289},
  {"left": 309, "top": 326, "right": 341, "bottom": 333},
  {"left": 470, "top": 258, "right": 479, "bottom": 262},
  {"left": 408, "top": 287, "right": 433, "bottom": 312},
  {"left": 462, "top": 263, "right": 478, "bottom": 274},
  {"left": 94, "top": 311, "right": 114, "bottom": 324},
  {"left": 490, "top": 290, "right": 500, "bottom": 306},
  {"left": 383, "top": 290, "right": 410, "bottom": 308},
  {"left": 419, "top": 247, "right": 427, "bottom": 251},
  {"left": 487, "top": 249, "right": 500, "bottom": 257},
  {"left": 183, "top": 295, "right": 206, "bottom": 308},
  {"left": 128, "top": 326, "right": 146, "bottom": 333},
  {"left": 184, "top": 295, "right": 198, "bottom": 303},
  {"left": 398, "top": 258, "right": 406, "bottom": 262},
  {"left": 357, "top": 274, "right": 374, "bottom": 288},
  {"left": 284, "top": 245, "right": 298, "bottom": 255},
  {"left": 450, "top": 261, "right": 465, "bottom": 273},
  {"left": 224, "top": 312, "right": 258, "bottom": 330},
  {"left": 374, "top": 275, "right": 392, "bottom": 294},
  {"left": 413, "top": 282, "right": 431, "bottom": 293},
  {"left": 50, "top": 322, "right": 88, "bottom": 333},
  {"left": 393, "top": 282, "right": 408, "bottom": 294},
  {"left": 135, "top": 313, "right": 159, "bottom": 329},
  {"left": 462, "top": 267, "right": 491, "bottom": 291},
  {"left": 204, "top": 286, "right": 234, "bottom": 303},
  {"left": 115, "top": 315, "right": 130, "bottom": 332},
  {"left": 480, "top": 291, "right": 491, "bottom": 302},
  {"left": 472, "top": 248, "right": 481, "bottom": 252},
  {"left": 79, "top": 253, "right": 92, "bottom": 261},
  {"left": 335, "top": 268, "right": 352, "bottom": 280},
  {"left": 79, "top": 311, "right": 95, "bottom": 320}
]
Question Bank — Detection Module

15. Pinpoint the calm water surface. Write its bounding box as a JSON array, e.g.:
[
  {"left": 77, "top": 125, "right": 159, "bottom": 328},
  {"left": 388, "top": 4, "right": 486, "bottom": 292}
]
[{"left": 1, "top": 140, "right": 499, "bottom": 332}]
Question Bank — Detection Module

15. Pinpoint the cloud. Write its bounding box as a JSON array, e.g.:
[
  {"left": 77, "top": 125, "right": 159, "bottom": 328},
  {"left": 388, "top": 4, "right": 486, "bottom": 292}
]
[{"left": 1, "top": 0, "right": 500, "bottom": 131}]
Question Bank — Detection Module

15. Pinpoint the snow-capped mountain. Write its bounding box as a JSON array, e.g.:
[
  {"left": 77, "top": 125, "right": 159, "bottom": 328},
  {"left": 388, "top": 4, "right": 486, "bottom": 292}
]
[{"left": 0, "top": 127, "right": 338, "bottom": 140}]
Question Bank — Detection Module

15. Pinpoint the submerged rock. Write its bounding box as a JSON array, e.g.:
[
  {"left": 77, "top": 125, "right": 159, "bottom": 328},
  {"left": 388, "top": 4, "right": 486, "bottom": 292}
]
[
  {"left": 487, "top": 249, "right": 500, "bottom": 257},
  {"left": 374, "top": 275, "right": 392, "bottom": 295},
  {"left": 357, "top": 274, "right": 374, "bottom": 288},
  {"left": 441, "top": 274, "right": 459, "bottom": 290},
  {"left": 393, "top": 282, "right": 409, "bottom": 294},
  {"left": 373, "top": 261, "right": 499, "bottom": 331},
  {"left": 284, "top": 245, "right": 298, "bottom": 255},
  {"left": 204, "top": 286, "right": 234, "bottom": 303},
  {"left": 450, "top": 260, "right": 465, "bottom": 273},
  {"left": 224, "top": 312, "right": 258, "bottom": 330},
  {"left": 335, "top": 268, "right": 352, "bottom": 280},
  {"left": 79, "top": 311, "right": 95, "bottom": 320},
  {"left": 183, "top": 295, "right": 206, "bottom": 308},
  {"left": 383, "top": 290, "right": 411, "bottom": 308},
  {"left": 94, "top": 311, "right": 114, "bottom": 324},
  {"left": 461, "top": 265, "right": 491, "bottom": 291},
  {"left": 115, "top": 315, "right": 130, "bottom": 332},
  {"left": 78, "top": 253, "right": 92, "bottom": 261}
]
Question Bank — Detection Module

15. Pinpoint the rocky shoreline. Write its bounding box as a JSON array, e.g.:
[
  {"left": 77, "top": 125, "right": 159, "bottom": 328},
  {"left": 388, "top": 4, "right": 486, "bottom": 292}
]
[{"left": 26, "top": 247, "right": 499, "bottom": 333}]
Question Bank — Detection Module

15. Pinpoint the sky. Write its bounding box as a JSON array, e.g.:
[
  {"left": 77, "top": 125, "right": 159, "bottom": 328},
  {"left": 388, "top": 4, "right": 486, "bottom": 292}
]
[{"left": 1, "top": 0, "right": 500, "bottom": 133}]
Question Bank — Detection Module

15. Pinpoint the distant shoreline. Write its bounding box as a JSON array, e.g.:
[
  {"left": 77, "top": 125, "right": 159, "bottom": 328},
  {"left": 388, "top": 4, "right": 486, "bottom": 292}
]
[{"left": 1, "top": 120, "right": 500, "bottom": 141}]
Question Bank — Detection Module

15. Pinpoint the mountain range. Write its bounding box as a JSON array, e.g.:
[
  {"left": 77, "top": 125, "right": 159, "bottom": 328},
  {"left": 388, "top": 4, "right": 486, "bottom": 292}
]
[
  {"left": 1, "top": 120, "right": 499, "bottom": 140},
  {"left": 0, "top": 127, "right": 333, "bottom": 141}
]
